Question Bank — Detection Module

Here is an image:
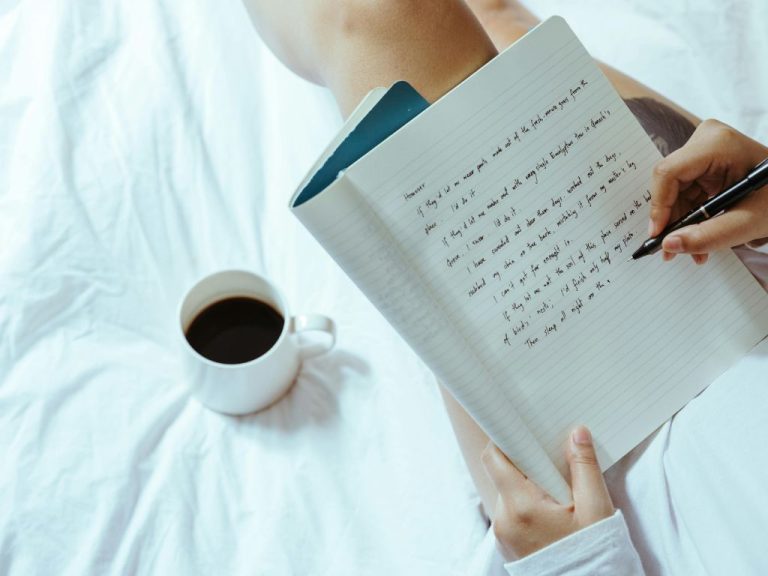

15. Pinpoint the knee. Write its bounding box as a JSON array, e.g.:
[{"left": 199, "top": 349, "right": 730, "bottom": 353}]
[
  {"left": 317, "top": 0, "right": 444, "bottom": 44},
  {"left": 333, "top": 0, "right": 421, "bottom": 34}
]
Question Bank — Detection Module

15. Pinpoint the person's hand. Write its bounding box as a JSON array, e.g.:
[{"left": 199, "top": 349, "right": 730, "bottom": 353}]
[
  {"left": 649, "top": 119, "right": 768, "bottom": 264},
  {"left": 481, "top": 426, "right": 614, "bottom": 560}
]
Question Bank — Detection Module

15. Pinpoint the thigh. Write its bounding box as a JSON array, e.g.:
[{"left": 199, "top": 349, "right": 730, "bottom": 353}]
[{"left": 244, "top": 0, "right": 498, "bottom": 116}]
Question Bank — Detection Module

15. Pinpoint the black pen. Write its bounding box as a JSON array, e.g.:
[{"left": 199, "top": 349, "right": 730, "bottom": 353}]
[{"left": 632, "top": 157, "right": 768, "bottom": 260}]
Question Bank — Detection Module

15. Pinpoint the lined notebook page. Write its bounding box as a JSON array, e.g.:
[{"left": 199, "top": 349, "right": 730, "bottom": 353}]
[
  {"left": 295, "top": 175, "right": 570, "bottom": 502},
  {"left": 340, "top": 17, "right": 768, "bottom": 475}
]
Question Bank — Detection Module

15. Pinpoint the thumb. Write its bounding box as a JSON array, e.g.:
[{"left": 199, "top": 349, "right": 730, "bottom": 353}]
[{"left": 567, "top": 426, "right": 613, "bottom": 522}]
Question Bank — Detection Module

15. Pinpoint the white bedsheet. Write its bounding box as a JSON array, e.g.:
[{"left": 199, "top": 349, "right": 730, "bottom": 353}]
[{"left": 0, "top": 1, "right": 766, "bottom": 575}]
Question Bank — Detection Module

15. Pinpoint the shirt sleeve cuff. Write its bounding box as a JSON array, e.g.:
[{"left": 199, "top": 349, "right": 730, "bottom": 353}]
[{"left": 503, "top": 510, "right": 645, "bottom": 576}]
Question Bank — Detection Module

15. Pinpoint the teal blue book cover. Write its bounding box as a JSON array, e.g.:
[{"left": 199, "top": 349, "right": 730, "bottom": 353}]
[{"left": 293, "top": 81, "right": 429, "bottom": 206}]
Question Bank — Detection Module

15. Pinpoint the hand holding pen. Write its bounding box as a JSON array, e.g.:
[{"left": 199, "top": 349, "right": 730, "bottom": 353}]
[{"left": 635, "top": 119, "right": 768, "bottom": 263}]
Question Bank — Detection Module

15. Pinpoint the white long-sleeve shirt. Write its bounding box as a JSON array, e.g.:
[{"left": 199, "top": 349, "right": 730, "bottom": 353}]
[{"left": 503, "top": 511, "right": 645, "bottom": 575}]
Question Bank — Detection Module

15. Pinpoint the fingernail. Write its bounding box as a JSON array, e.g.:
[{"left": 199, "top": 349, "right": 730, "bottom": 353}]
[
  {"left": 693, "top": 254, "right": 708, "bottom": 265},
  {"left": 572, "top": 426, "right": 592, "bottom": 446},
  {"left": 648, "top": 220, "right": 656, "bottom": 237},
  {"left": 665, "top": 236, "right": 683, "bottom": 253}
]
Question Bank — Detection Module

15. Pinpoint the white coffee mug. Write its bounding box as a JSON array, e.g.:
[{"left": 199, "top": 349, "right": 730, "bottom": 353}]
[{"left": 178, "top": 270, "right": 336, "bottom": 415}]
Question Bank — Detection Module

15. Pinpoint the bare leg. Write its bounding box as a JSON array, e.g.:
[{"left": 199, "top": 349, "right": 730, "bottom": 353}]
[
  {"left": 245, "top": 0, "right": 497, "bottom": 117},
  {"left": 243, "top": 0, "right": 699, "bottom": 517}
]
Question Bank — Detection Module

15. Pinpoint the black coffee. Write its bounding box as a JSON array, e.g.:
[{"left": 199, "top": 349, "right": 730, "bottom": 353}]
[{"left": 185, "top": 296, "right": 284, "bottom": 364}]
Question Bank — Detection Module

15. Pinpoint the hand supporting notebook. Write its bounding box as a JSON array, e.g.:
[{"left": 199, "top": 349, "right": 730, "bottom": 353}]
[{"left": 482, "top": 426, "right": 614, "bottom": 559}]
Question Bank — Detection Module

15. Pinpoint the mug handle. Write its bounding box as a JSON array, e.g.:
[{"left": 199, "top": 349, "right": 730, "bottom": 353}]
[{"left": 291, "top": 314, "right": 336, "bottom": 360}]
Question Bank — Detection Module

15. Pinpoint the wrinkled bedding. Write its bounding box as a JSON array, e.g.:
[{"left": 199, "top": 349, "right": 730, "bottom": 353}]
[{"left": 1, "top": 0, "right": 767, "bottom": 574}]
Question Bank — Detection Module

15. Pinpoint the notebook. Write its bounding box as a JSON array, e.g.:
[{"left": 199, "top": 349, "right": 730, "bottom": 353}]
[{"left": 290, "top": 16, "right": 768, "bottom": 502}]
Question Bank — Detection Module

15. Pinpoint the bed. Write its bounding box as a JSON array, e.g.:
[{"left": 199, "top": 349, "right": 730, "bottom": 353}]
[{"left": 1, "top": 0, "right": 766, "bottom": 574}]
